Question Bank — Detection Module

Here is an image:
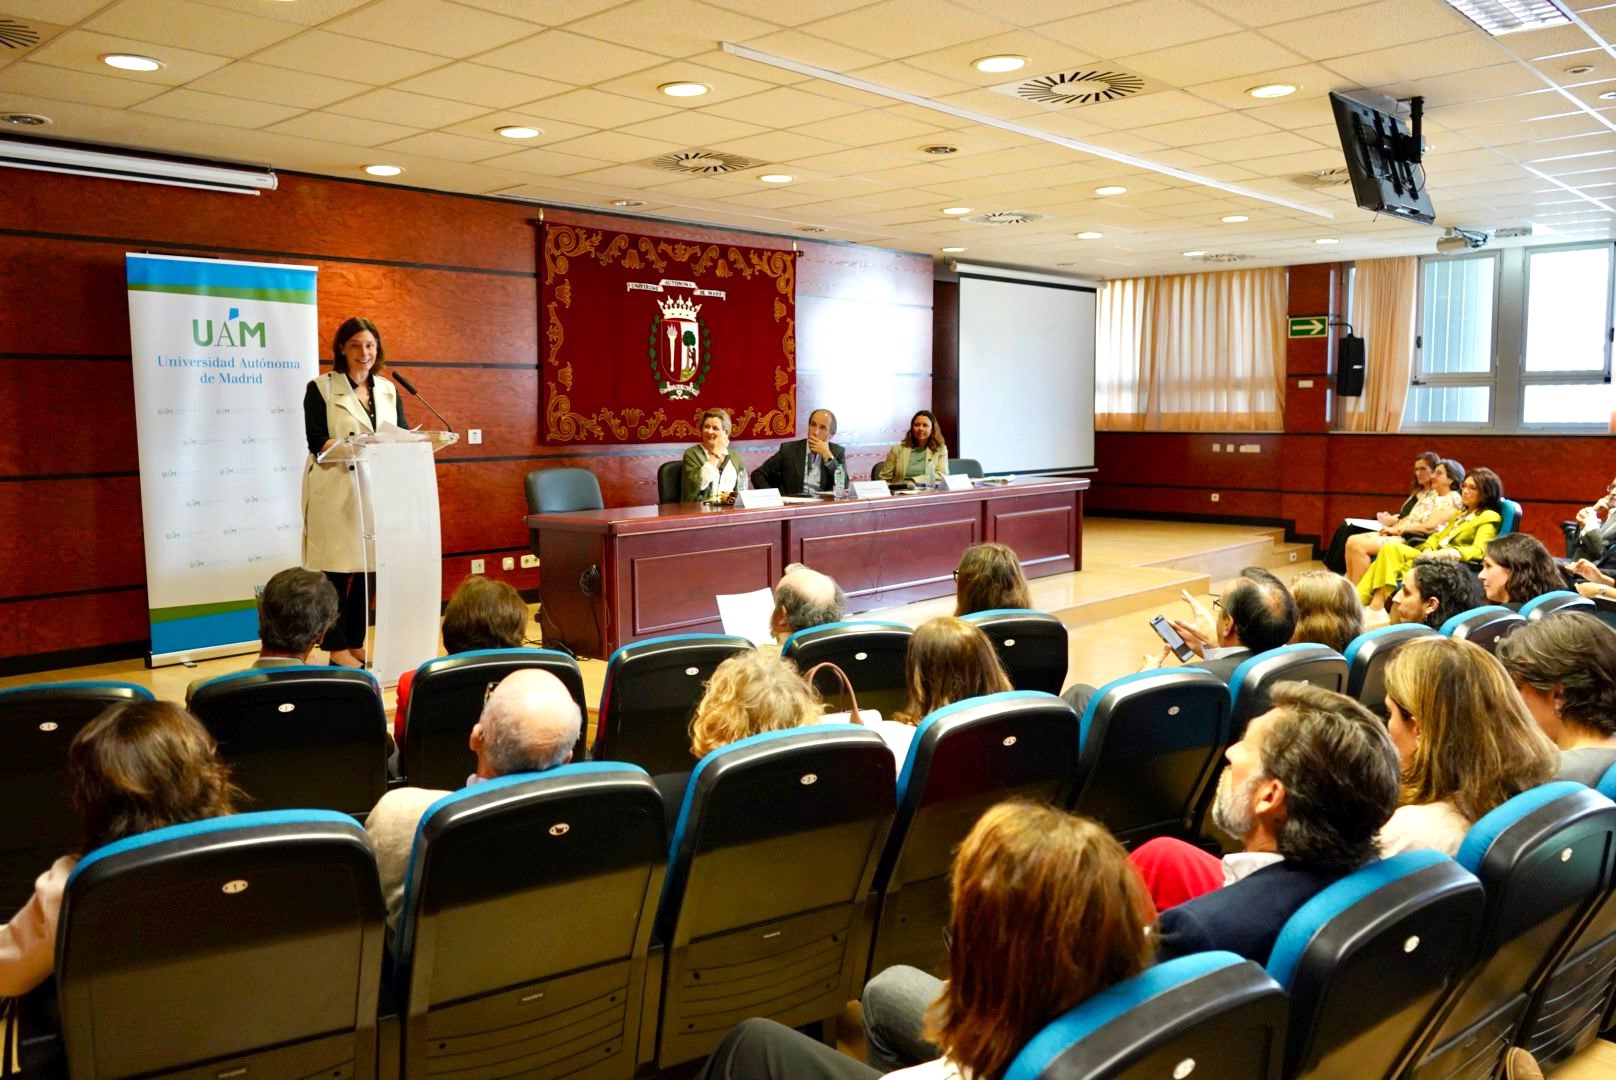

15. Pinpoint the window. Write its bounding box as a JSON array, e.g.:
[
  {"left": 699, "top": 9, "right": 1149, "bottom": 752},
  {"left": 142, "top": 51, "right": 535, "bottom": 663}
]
[{"left": 1404, "top": 243, "right": 1614, "bottom": 431}]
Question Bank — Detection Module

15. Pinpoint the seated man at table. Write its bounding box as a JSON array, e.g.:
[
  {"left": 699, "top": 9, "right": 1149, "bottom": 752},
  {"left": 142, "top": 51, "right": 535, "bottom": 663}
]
[
  {"left": 749, "top": 408, "right": 846, "bottom": 496},
  {"left": 769, "top": 563, "right": 846, "bottom": 643},
  {"left": 364, "top": 668, "right": 582, "bottom": 930}
]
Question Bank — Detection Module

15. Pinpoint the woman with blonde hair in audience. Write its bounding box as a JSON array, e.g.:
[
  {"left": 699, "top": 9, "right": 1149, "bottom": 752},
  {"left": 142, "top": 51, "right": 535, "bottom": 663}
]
[
  {"left": 953, "top": 542, "right": 1032, "bottom": 616},
  {"left": 1291, "top": 570, "right": 1364, "bottom": 653},
  {"left": 688, "top": 648, "right": 821, "bottom": 757},
  {"left": 1343, "top": 455, "right": 1463, "bottom": 581},
  {"left": 0, "top": 700, "right": 240, "bottom": 997},
  {"left": 394, "top": 575, "right": 530, "bottom": 744},
  {"left": 1358, "top": 467, "right": 1505, "bottom": 611},
  {"left": 693, "top": 801, "right": 1156, "bottom": 1079},
  {"left": 1379, "top": 636, "right": 1556, "bottom": 856},
  {"left": 1479, "top": 532, "right": 1565, "bottom": 609},
  {"left": 1498, "top": 612, "right": 1616, "bottom": 785}
]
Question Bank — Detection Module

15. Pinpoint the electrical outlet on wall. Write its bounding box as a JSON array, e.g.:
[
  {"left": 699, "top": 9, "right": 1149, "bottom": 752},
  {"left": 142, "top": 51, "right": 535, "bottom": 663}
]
[
  {"left": 520, "top": 554, "right": 539, "bottom": 568},
  {"left": 471, "top": 558, "right": 485, "bottom": 574},
  {"left": 1210, "top": 493, "right": 1220, "bottom": 503},
  {"left": 468, "top": 429, "right": 483, "bottom": 445},
  {"left": 502, "top": 556, "right": 515, "bottom": 570}
]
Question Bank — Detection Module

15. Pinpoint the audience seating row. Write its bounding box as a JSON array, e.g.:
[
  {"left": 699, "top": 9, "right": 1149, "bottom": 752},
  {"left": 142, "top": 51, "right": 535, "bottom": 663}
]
[{"left": 30, "top": 745, "right": 1616, "bottom": 1079}]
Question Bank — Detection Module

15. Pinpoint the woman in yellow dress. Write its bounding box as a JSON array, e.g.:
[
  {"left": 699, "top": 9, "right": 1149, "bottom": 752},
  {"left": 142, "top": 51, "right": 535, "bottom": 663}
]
[{"left": 1358, "top": 467, "right": 1504, "bottom": 611}]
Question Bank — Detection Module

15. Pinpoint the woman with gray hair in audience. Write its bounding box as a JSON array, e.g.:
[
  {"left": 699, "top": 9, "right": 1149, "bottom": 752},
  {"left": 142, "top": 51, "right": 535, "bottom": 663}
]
[{"left": 1497, "top": 612, "right": 1616, "bottom": 785}]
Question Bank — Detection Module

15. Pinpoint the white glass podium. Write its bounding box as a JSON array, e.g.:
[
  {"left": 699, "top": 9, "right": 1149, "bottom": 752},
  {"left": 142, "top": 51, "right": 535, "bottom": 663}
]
[{"left": 317, "top": 428, "right": 457, "bottom": 685}]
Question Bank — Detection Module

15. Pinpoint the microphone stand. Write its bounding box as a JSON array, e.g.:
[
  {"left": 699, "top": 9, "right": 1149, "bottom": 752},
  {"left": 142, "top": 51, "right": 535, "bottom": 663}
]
[{"left": 390, "top": 370, "right": 454, "bottom": 433}]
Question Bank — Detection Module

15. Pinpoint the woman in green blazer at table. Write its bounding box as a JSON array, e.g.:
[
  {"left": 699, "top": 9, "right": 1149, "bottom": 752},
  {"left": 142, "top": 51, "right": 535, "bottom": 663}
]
[
  {"left": 1359, "top": 467, "right": 1505, "bottom": 611},
  {"left": 876, "top": 409, "right": 949, "bottom": 485},
  {"left": 682, "top": 407, "right": 748, "bottom": 504}
]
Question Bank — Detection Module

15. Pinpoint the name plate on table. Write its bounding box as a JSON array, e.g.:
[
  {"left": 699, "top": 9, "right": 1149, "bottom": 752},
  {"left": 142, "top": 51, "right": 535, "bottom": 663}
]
[
  {"left": 737, "top": 487, "right": 784, "bottom": 509},
  {"left": 851, "top": 480, "right": 892, "bottom": 500},
  {"left": 943, "top": 473, "right": 974, "bottom": 491}
]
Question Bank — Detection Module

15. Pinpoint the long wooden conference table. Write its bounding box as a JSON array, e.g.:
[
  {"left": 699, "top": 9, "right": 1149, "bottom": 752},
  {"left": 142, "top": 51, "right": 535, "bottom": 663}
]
[{"left": 526, "top": 477, "right": 1089, "bottom": 658}]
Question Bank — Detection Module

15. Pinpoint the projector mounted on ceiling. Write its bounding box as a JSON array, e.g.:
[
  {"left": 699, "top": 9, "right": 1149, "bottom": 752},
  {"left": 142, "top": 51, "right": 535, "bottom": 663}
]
[{"left": 1435, "top": 227, "right": 1489, "bottom": 254}]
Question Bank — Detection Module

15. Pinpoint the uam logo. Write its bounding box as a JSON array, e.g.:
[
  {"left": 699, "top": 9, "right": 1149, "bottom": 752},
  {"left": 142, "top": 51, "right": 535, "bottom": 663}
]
[
  {"left": 648, "top": 294, "right": 711, "bottom": 400},
  {"left": 193, "top": 306, "right": 266, "bottom": 348}
]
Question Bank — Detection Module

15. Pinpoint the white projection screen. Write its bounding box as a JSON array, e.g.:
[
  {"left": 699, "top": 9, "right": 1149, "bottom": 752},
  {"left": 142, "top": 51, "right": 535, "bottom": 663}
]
[{"left": 958, "top": 272, "right": 1096, "bottom": 474}]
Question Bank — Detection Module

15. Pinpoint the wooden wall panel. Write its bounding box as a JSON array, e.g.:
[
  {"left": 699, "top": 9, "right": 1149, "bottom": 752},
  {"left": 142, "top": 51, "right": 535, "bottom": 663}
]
[
  {"left": 0, "top": 591, "right": 148, "bottom": 662},
  {"left": 0, "top": 172, "right": 930, "bottom": 665}
]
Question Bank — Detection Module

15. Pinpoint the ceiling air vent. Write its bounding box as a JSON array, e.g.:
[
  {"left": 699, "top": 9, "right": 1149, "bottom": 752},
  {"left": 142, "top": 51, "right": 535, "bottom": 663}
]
[
  {"left": 1289, "top": 168, "right": 1352, "bottom": 189},
  {"left": 0, "top": 19, "right": 40, "bottom": 49},
  {"left": 966, "top": 210, "right": 1046, "bottom": 225},
  {"left": 648, "top": 149, "right": 763, "bottom": 175},
  {"left": 994, "top": 67, "right": 1166, "bottom": 108},
  {"left": 1195, "top": 253, "right": 1250, "bottom": 264}
]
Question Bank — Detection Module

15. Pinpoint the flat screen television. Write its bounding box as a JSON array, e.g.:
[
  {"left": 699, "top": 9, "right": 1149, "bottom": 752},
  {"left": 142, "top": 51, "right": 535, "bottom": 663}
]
[{"left": 1329, "top": 90, "right": 1435, "bottom": 225}]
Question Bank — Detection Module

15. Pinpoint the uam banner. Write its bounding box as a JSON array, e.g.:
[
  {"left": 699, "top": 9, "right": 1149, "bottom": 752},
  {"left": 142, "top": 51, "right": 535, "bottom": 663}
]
[{"left": 126, "top": 253, "right": 318, "bottom": 665}]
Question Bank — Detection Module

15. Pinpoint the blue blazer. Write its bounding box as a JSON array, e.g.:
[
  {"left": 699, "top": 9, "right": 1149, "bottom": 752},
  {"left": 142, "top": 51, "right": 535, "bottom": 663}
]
[{"left": 1155, "top": 859, "right": 1348, "bottom": 965}]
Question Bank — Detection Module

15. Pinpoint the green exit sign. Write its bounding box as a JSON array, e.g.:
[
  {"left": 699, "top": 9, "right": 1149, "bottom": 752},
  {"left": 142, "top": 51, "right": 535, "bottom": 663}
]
[{"left": 1288, "top": 316, "right": 1328, "bottom": 338}]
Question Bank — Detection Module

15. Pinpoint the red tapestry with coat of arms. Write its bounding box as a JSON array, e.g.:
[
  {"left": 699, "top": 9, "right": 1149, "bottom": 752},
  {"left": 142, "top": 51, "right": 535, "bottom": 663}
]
[{"left": 540, "top": 222, "right": 797, "bottom": 444}]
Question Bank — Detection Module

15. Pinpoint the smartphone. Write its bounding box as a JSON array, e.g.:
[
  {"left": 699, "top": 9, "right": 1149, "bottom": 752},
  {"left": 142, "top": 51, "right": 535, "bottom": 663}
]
[{"left": 1150, "top": 615, "right": 1197, "bottom": 663}]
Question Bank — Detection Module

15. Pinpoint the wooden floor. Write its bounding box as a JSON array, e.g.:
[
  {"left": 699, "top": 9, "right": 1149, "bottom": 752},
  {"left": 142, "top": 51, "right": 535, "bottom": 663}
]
[{"left": 6, "top": 516, "right": 1616, "bottom": 1077}]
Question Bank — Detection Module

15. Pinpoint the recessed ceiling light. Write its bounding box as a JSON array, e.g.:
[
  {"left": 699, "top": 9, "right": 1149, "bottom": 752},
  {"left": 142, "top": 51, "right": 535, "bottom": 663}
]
[
  {"left": 1567, "top": 64, "right": 1597, "bottom": 75},
  {"left": 1314, "top": 237, "right": 1340, "bottom": 244},
  {"left": 1601, "top": 91, "right": 1616, "bottom": 100},
  {"left": 759, "top": 173, "right": 794, "bottom": 183},
  {"left": 0, "top": 113, "right": 50, "bottom": 127},
  {"left": 363, "top": 164, "right": 403, "bottom": 177},
  {"left": 497, "top": 125, "right": 541, "bottom": 139},
  {"left": 941, "top": 206, "right": 973, "bottom": 215},
  {"left": 973, "top": 54, "right": 1028, "bottom": 74},
  {"left": 1182, "top": 250, "right": 1205, "bottom": 257},
  {"left": 659, "top": 81, "right": 710, "bottom": 98},
  {"left": 1095, "top": 185, "right": 1127, "bottom": 196},
  {"left": 1221, "top": 214, "right": 1250, "bottom": 223},
  {"left": 942, "top": 246, "right": 967, "bottom": 253},
  {"left": 101, "top": 53, "right": 164, "bottom": 72},
  {"left": 1246, "top": 83, "right": 1296, "bottom": 99},
  {"left": 610, "top": 198, "right": 645, "bottom": 207},
  {"left": 1076, "top": 231, "right": 1103, "bottom": 240},
  {"left": 1442, "top": 0, "right": 1569, "bottom": 36},
  {"left": 921, "top": 144, "right": 958, "bottom": 155}
]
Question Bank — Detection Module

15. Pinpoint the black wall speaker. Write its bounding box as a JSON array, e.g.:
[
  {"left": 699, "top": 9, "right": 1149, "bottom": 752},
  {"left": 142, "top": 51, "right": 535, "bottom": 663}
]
[{"left": 1337, "top": 334, "right": 1366, "bottom": 397}]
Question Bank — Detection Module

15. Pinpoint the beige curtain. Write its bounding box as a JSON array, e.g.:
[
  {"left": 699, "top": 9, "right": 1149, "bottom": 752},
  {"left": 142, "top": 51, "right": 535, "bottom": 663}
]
[
  {"left": 1096, "top": 267, "right": 1287, "bottom": 431},
  {"left": 1340, "top": 256, "right": 1418, "bottom": 433}
]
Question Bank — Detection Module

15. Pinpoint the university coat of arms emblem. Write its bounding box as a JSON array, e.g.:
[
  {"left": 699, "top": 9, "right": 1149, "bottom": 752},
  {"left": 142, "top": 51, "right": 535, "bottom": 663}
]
[{"left": 649, "top": 294, "right": 711, "bottom": 400}]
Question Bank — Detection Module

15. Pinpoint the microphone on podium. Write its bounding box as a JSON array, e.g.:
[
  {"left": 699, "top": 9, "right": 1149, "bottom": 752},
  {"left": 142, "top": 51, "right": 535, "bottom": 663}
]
[{"left": 390, "top": 370, "right": 454, "bottom": 433}]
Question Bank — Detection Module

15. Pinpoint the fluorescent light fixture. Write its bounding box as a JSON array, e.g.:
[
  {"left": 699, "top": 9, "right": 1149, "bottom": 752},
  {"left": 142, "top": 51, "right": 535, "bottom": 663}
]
[
  {"left": 941, "top": 206, "right": 972, "bottom": 215},
  {"left": 1095, "top": 185, "right": 1127, "bottom": 195},
  {"left": 1442, "top": 0, "right": 1570, "bottom": 35},
  {"left": 1314, "top": 237, "right": 1340, "bottom": 244},
  {"left": 659, "top": 81, "right": 710, "bottom": 97},
  {"left": 1182, "top": 250, "right": 1205, "bottom": 257},
  {"left": 759, "top": 173, "right": 794, "bottom": 183},
  {"left": 720, "top": 40, "right": 1335, "bottom": 221},
  {"left": 1246, "top": 83, "right": 1296, "bottom": 99},
  {"left": 101, "top": 53, "right": 163, "bottom": 72},
  {"left": 497, "top": 125, "right": 541, "bottom": 139},
  {"left": 1221, "top": 214, "right": 1249, "bottom": 223},
  {"left": 0, "top": 137, "right": 275, "bottom": 195},
  {"left": 941, "top": 245, "right": 967, "bottom": 252},
  {"left": 1076, "top": 231, "right": 1103, "bottom": 239},
  {"left": 363, "top": 164, "right": 403, "bottom": 177},
  {"left": 973, "top": 54, "right": 1027, "bottom": 73}
]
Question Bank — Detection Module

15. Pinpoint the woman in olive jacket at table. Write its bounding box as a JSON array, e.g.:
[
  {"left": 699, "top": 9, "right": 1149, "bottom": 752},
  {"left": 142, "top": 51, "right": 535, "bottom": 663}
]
[
  {"left": 682, "top": 407, "right": 748, "bottom": 504},
  {"left": 877, "top": 409, "right": 949, "bottom": 485}
]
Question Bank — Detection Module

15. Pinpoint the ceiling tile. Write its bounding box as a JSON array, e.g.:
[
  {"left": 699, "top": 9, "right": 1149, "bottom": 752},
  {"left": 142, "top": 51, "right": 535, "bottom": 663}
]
[
  {"left": 844, "top": 60, "right": 977, "bottom": 98},
  {"left": 702, "top": 86, "right": 863, "bottom": 126},
  {"left": 439, "top": 111, "right": 595, "bottom": 145},
  {"left": 131, "top": 87, "right": 303, "bottom": 127},
  {"left": 1130, "top": 110, "right": 1277, "bottom": 147},
  {"left": 85, "top": 0, "right": 301, "bottom": 54},
  {"left": 795, "top": 0, "right": 1010, "bottom": 60},
  {"left": 480, "top": 145, "right": 616, "bottom": 176},
  {"left": 1037, "top": 0, "right": 1240, "bottom": 57},
  {"left": 740, "top": 29, "right": 885, "bottom": 71},
  {"left": 717, "top": 128, "right": 849, "bottom": 161},
  {"left": 1067, "top": 90, "right": 1224, "bottom": 131},
  {"left": 618, "top": 110, "right": 771, "bottom": 146},
  {"left": 186, "top": 60, "right": 370, "bottom": 109},
  {"left": 548, "top": 129, "right": 693, "bottom": 163},
  {"left": 520, "top": 88, "right": 677, "bottom": 128},
  {"left": 702, "top": 0, "right": 873, "bottom": 24},
  {"left": 566, "top": 0, "right": 782, "bottom": 59},
  {"left": 1, "top": 0, "right": 120, "bottom": 19},
  {"left": 1189, "top": 130, "right": 1319, "bottom": 164},
  {"left": 188, "top": 0, "right": 374, "bottom": 25},
  {"left": 392, "top": 63, "right": 572, "bottom": 109},
  {"left": 900, "top": 28, "right": 1093, "bottom": 83},
  {"left": 327, "top": 87, "right": 489, "bottom": 128},
  {"left": 321, "top": 0, "right": 541, "bottom": 57},
  {"left": 446, "top": 0, "right": 616, "bottom": 22},
  {"left": 380, "top": 129, "right": 526, "bottom": 162},
  {"left": 1121, "top": 32, "right": 1307, "bottom": 85},
  {"left": 252, "top": 30, "right": 447, "bottom": 83},
  {"left": 790, "top": 108, "right": 944, "bottom": 146},
  {"left": 1323, "top": 33, "right": 1510, "bottom": 88},
  {"left": 1261, "top": 0, "right": 1472, "bottom": 61},
  {"left": 27, "top": 28, "right": 230, "bottom": 85},
  {"left": 594, "top": 60, "right": 780, "bottom": 107},
  {"left": 265, "top": 110, "right": 422, "bottom": 147},
  {"left": 476, "top": 29, "right": 665, "bottom": 84},
  {"left": 0, "top": 60, "right": 167, "bottom": 107}
]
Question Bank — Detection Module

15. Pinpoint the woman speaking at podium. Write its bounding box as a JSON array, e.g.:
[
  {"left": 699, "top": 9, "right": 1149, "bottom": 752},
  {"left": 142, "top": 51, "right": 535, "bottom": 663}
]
[{"left": 302, "top": 317, "right": 407, "bottom": 668}]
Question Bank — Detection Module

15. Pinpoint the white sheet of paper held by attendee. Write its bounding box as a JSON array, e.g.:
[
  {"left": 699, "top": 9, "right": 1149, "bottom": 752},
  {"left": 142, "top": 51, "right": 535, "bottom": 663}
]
[
  {"left": 1344, "top": 517, "right": 1382, "bottom": 531},
  {"left": 717, "top": 586, "right": 777, "bottom": 646}
]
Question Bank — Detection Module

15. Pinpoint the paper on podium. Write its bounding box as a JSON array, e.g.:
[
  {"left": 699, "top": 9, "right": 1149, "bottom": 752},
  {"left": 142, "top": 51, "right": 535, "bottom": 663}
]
[{"left": 717, "top": 587, "right": 777, "bottom": 646}]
